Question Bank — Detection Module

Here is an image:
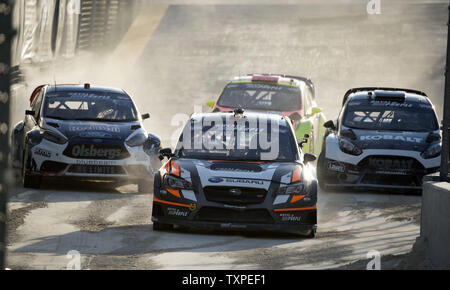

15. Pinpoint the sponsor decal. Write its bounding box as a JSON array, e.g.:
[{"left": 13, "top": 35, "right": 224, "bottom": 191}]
[
  {"left": 35, "top": 148, "right": 52, "bottom": 158},
  {"left": 75, "top": 160, "right": 116, "bottom": 166},
  {"left": 79, "top": 131, "right": 113, "bottom": 138},
  {"left": 224, "top": 178, "right": 264, "bottom": 185},
  {"left": 69, "top": 125, "right": 120, "bottom": 133},
  {"left": 370, "top": 101, "right": 413, "bottom": 108},
  {"left": 167, "top": 207, "right": 189, "bottom": 217},
  {"left": 360, "top": 135, "right": 423, "bottom": 143},
  {"left": 279, "top": 213, "right": 301, "bottom": 222},
  {"left": 208, "top": 177, "right": 223, "bottom": 183},
  {"left": 369, "top": 158, "right": 413, "bottom": 170},
  {"left": 71, "top": 144, "right": 121, "bottom": 159},
  {"left": 189, "top": 203, "right": 197, "bottom": 211},
  {"left": 328, "top": 162, "right": 345, "bottom": 173}
]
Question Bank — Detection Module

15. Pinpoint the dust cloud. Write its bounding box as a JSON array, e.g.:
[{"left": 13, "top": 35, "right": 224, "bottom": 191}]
[{"left": 12, "top": 0, "right": 447, "bottom": 147}]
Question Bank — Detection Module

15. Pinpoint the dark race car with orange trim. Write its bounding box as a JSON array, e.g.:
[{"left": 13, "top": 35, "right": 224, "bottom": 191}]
[{"left": 152, "top": 110, "right": 318, "bottom": 237}]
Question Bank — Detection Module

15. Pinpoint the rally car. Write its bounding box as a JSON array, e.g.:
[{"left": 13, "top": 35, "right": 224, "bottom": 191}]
[
  {"left": 206, "top": 74, "right": 326, "bottom": 155},
  {"left": 11, "top": 84, "right": 162, "bottom": 193},
  {"left": 152, "top": 110, "right": 318, "bottom": 236},
  {"left": 317, "top": 87, "right": 441, "bottom": 192}
]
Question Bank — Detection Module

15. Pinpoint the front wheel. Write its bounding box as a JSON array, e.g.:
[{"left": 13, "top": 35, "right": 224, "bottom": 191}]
[
  {"left": 22, "top": 144, "right": 41, "bottom": 189},
  {"left": 317, "top": 151, "right": 328, "bottom": 191}
]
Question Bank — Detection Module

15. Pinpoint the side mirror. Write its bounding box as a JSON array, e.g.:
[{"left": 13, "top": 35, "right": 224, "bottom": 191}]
[
  {"left": 25, "top": 110, "right": 35, "bottom": 116},
  {"left": 142, "top": 113, "right": 150, "bottom": 120},
  {"left": 206, "top": 100, "right": 215, "bottom": 109},
  {"left": 303, "top": 153, "right": 317, "bottom": 164},
  {"left": 159, "top": 147, "right": 173, "bottom": 159},
  {"left": 298, "top": 134, "right": 310, "bottom": 148},
  {"left": 323, "top": 120, "right": 336, "bottom": 130},
  {"left": 311, "top": 107, "right": 322, "bottom": 116}
]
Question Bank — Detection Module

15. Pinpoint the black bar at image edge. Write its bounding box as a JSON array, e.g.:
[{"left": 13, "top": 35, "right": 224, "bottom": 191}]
[{"left": 0, "top": 0, "right": 12, "bottom": 271}]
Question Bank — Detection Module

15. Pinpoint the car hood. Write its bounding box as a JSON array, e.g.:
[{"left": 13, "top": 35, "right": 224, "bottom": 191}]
[
  {"left": 175, "top": 158, "right": 301, "bottom": 188},
  {"left": 43, "top": 118, "right": 140, "bottom": 141},
  {"left": 345, "top": 128, "right": 437, "bottom": 152}
]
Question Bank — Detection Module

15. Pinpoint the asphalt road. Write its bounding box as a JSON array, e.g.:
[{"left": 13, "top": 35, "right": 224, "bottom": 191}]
[{"left": 6, "top": 0, "right": 447, "bottom": 269}]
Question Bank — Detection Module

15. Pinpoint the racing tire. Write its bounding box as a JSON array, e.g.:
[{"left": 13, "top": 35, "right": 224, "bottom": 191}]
[
  {"left": 23, "top": 174, "right": 41, "bottom": 189},
  {"left": 152, "top": 221, "right": 173, "bottom": 231},
  {"left": 317, "top": 151, "right": 328, "bottom": 191},
  {"left": 22, "top": 145, "right": 41, "bottom": 189}
]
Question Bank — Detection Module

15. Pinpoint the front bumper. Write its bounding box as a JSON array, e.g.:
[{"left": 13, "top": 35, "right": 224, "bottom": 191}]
[
  {"left": 322, "top": 157, "right": 440, "bottom": 190},
  {"left": 151, "top": 187, "right": 317, "bottom": 233},
  {"left": 27, "top": 139, "right": 155, "bottom": 180}
]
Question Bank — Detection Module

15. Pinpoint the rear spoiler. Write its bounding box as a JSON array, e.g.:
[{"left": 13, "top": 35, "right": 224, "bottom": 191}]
[
  {"left": 246, "top": 73, "right": 315, "bottom": 94},
  {"left": 342, "top": 87, "right": 428, "bottom": 106}
]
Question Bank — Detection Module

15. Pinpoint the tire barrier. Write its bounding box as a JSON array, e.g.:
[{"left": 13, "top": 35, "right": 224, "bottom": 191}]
[{"left": 11, "top": 0, "right": 137, "bottom": 72}]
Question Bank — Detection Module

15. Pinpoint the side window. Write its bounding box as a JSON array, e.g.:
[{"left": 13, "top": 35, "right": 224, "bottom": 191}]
[{"left": 31, "top": 89, "right": 43, "bottom": 120}]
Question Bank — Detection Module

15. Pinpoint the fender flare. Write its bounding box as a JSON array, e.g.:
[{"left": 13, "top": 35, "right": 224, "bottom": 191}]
[{"left": 11, "top": 121, "right": 25, "bottom": 168}]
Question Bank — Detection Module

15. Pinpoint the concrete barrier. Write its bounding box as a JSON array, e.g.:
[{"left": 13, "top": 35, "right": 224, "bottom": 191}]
[{"left": 419, "top": 178, "right": 450, "bottom": 268}]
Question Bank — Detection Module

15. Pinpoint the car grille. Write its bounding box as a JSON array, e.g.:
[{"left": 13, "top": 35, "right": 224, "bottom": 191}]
[
  {"left": 67, "top": 165, "right": 126, "bottom": 175},
  {"left": 63, "top": 142, "right": 130, "bottom": 160},
  {"left": 359, "top": 156, "right": 425, "bottom": 173},
  {"left": 195, "top": 207, "right": 274, "bottom": 224},
  {"left": 203, "top": 186, "right": 267, "bottom": 206}
]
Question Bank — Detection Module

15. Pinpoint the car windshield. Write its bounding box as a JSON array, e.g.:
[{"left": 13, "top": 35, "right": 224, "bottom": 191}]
[
  {"left": 176, "top": 117, "right": 297, "bottom": 162},
  {"left": 217, "top": 82, "right": 301, "bottom": 111},
  {"left": 342, "top": 101, "right": 439, "bottom": 132},
  {"left": 43, "top": 91, "right": 138, "bottom": 122}
]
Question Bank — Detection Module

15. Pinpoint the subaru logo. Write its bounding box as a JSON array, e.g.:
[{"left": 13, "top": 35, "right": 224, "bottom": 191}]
[
  {"left": 229, "top": 188, "right": 242, "bottom": 196},
  {"left": 208, "top": 177, "right": 223, "bottom": 183}
]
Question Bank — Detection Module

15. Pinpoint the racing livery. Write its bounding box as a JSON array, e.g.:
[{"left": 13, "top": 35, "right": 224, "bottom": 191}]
[
  {"left": 152, "top": 111, "right": 318, "bottom": 236},
  {"left": 11, "top": 84, "right": 161, "bottom": 192},
  {"left": 317, "top": 87, "right": 441, "bottom": 191},
  {"left": 206, "top": 74, "right": 326, "bottom": 155}
]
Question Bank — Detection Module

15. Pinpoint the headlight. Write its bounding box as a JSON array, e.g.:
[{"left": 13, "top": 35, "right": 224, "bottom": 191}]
[
  {"left": 126, "top": 132, "right": 147, "bottom": 147},
  {"left": 163, "top": 174, "right": 192, "bottom": 190},
  {"left": 339, "top": 138, "right": 362, "bottom": 156},
  {"left": 278, "top": 182, "right": 305, "bottom": 195},
  {"left": 421, "top": 143, "right": 441, "bottom": 159},
  {"left": 42, "top": 130, "right": 67, "bottom": 144}
]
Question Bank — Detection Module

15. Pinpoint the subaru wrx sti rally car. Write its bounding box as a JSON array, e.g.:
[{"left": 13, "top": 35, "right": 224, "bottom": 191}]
[
  {"left": 11, "top": 84, "right": 161, "bottom": 193},
  {"left": 206, "top": 74, "right": 326, "bottom": 155},
  {"left": 317, "top": 87, "right": 441, "bottom": 192},
  {"left": 152, "top": 110, "right": 318, "bottom": 236}
]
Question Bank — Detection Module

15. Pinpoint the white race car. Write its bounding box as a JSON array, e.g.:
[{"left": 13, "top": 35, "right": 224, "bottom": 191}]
[
  {"left": 11, "top": 84, "right": 161, "bottom": 193},
  {"left": 317, "top": 87, "right": 441, "bottom": 192}
]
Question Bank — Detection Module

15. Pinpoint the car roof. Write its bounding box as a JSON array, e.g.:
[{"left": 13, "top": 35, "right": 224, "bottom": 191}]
[
  {"left": 343, "top": 87, "right": 430, "bottom": 106},
  {"left": 45, "top": 84, "right": 127, "bottom": 95},
  {"left": 229, "top": 74, "right": 314, "bottom": 89}
]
